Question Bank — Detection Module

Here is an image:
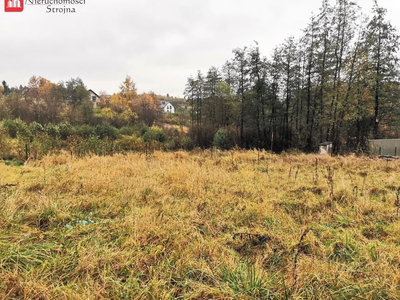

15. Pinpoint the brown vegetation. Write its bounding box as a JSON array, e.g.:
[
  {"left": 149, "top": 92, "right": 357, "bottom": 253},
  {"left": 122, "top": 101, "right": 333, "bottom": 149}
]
[{"left": 1, "top": 151, "right": 400, "bottom": 299}]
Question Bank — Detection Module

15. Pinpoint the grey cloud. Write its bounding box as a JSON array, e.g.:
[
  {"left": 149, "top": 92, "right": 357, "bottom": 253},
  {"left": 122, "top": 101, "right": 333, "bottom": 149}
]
[{"left": 1, "top": 0, "right": 399, "bottom": 96}]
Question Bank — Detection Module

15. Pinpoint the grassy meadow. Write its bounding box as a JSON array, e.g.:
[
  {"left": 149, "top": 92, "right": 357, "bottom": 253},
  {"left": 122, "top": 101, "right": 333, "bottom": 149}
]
[{"left": 1, "top": 150, "right": 400, "bottom": 299}]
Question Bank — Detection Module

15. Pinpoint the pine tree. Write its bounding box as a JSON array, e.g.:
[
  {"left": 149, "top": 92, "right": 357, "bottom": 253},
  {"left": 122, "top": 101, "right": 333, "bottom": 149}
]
[{"left": 366, "top": 0, "right": 400, "bottom": 138}]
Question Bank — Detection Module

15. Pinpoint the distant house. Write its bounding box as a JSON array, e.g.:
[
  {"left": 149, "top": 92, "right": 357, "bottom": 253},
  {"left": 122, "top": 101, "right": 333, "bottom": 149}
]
[
  {"left": 88, "top": 89, "right": 101, "bottom": 108},
  {"left": 160, "top": 100, "right": 175, "bottom": 113}
]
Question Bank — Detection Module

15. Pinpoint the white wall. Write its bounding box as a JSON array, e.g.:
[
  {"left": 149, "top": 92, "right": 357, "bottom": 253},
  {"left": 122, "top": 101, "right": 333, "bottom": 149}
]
[{"left": 163, "top": 103, "right": 175, "bottom": 113}]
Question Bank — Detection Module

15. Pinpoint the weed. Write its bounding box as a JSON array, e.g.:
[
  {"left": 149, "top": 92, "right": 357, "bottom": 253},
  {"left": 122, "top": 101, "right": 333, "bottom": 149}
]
[
  {"left": 326, "top": 166, "right": 334, "bottom": 199},
  {"left": 395, "top": 188, "right": 400, "bottom": 218},
  {"left": 220, "top": 262, "right": 277, "bottom": 299},
  {"left": 292, "top": 227, "right": 310, "bottom": 287}
]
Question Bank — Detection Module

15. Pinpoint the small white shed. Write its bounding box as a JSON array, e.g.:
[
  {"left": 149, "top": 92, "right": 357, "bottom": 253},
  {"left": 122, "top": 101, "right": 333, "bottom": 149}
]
[{"left": 319, "top": 142, "right": 332, "bottom": 155}]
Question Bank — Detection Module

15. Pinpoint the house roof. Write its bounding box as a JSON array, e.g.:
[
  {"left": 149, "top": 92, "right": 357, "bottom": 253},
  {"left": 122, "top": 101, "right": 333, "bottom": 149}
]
[
  {"left": 88, "top": 89, "right": 100, "bottom": 98},
  {"left": 319, "top": 142, "right": 332, "bottom": 146},
  {"left": 160, "top": 100, "right": 173, "bottom": 109}
]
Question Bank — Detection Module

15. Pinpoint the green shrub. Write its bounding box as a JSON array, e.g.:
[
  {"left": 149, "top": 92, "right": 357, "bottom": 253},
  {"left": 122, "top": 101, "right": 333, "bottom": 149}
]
[
  {"left": 119, "top": 126, "right": 137, "bottom": 136},
  {"left": 44, "top": 123, "right": 60, "bottom": 139},
  {"left": 115, "top": 135, "right": 144, "bottom": 152},
  {"left": 143, "top": 126, "right": 167, "bottom": 143},
  {"left": 95, "top": 123, "right": 119, "bottom": 140},
  {"left": 2, "top": 118, "right": 29, "bottom": 139},
  {"left": 58, "top": 122, "right": 73, "bottom": 140},
  {"left": 140, "top": 125, "right": 149, "bottom": 137},
  {"left": 181, "top": 136, "right": 194, "bottom": 151},
  {"left": 213, "top": 129, "right": 233, "bottom": 150},
  {"left": 73, "top": 124, "right": 95, "bottom": 138},
  {"left": 0, "top": 126, "right": 12, "bottom": 159},
  {"left": 29, "top": 122, "right": 44, "bottom": 137}
]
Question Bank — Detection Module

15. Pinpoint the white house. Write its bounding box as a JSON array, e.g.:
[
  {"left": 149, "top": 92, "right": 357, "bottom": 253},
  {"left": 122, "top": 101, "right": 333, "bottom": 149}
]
[
  {"left": 160, "top": 100, "right": 175, "bottom": 113},
  {"left": 88, "top": 89, "right": 102, "bottom": 108}
]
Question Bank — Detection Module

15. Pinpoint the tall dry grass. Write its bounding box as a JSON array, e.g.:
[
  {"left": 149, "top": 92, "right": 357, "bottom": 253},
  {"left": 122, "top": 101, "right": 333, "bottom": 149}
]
[{"left": 1, "top": 150, "right": 400, "bottom": 299}]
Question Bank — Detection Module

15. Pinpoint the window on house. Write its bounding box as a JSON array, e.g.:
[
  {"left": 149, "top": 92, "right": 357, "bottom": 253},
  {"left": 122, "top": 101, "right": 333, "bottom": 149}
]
[{"left": 92, "top": 96, "right": 96, "bottom": 102}]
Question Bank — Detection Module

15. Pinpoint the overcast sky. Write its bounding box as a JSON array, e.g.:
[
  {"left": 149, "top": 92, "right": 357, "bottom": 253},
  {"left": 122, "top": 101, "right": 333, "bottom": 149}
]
[{"left": 1, "top": 0, "right": 399, "bottom": 97}]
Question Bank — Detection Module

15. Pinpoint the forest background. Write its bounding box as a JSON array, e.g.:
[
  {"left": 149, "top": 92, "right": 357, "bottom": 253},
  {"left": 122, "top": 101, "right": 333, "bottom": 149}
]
[{"left": 1, "top": 0, "right": 399, "bottom": 160}]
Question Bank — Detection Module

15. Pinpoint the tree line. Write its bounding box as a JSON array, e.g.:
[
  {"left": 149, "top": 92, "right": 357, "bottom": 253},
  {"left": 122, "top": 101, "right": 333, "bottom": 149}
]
[
  {"left": 0, "top": 76, "right": 164, "bottom": 127},
  {"left": 0, "top": 117, "right": 179, "bottom": 161},
  {"left": 0, "top": 76, "right": 193, "bottom": 160},
  {"left": 184, "top": 0, "right": 400, "bottom": 153}
]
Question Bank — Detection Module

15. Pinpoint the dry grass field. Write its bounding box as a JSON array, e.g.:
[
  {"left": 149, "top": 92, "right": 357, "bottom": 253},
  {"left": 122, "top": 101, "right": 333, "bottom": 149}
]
[{"left": 1, "top": 150, "right": 400, "bottom": 299}]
